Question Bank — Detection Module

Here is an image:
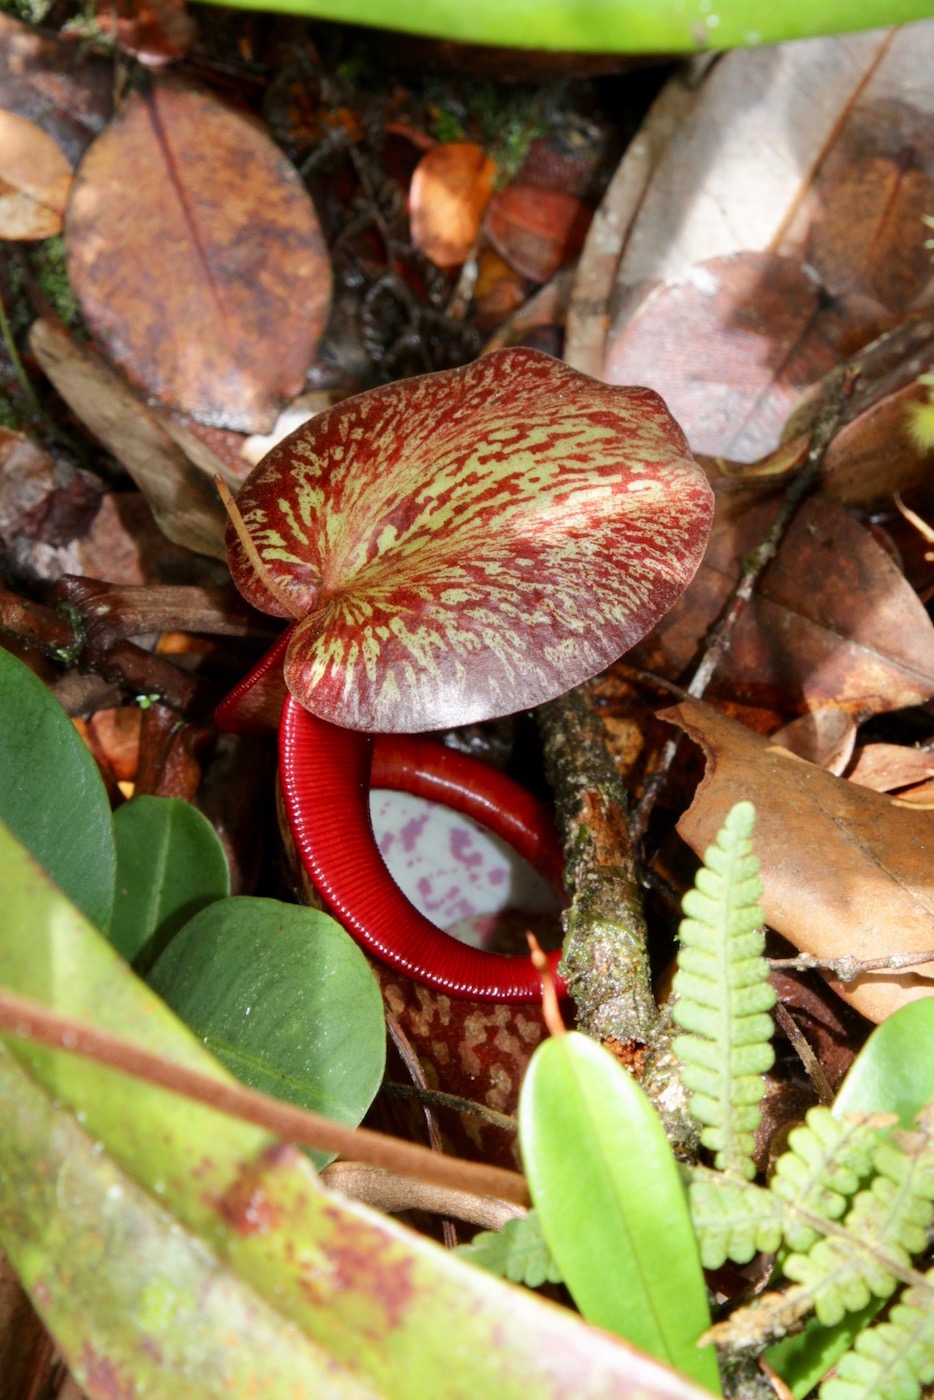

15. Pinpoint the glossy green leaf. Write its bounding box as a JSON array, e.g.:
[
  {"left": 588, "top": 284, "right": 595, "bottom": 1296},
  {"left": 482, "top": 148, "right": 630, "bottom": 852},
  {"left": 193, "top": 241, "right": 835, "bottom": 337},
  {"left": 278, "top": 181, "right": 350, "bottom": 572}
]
[
  {"left": 110, "top": 796, "right": 230, "bottom": 970},
  {"left": 0, "top": 821, "right": 717, "bottom": 1400},
  {"left": 519, "top": 1031, "right": 722, "bottom": 1395},
  {"left": 148, "top": 896, "right": 385, "bottom": 1162},
  {"left": 833, "top": 999, "right": 934, "bottom": 1128},
  {"left": 0, "top": 646, "right": 114, "bottom": 931},
  {"left": 197, "top": 0, "right": 934, "bottom": 56}
]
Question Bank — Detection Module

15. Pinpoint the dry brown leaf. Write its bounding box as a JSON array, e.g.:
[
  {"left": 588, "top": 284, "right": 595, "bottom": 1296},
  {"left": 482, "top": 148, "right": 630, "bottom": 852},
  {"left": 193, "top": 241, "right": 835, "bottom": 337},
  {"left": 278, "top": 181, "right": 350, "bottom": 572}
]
[
  {"left": 484, "top": 184, "right": 591, "bottom": 284},
  {"left": 95, "top": 0, "right": 197, "bottom": 65},
  {"left": 604, "top": 251, "right": 840, "bottom": 460},
  {"left": 79, "top": 706, "right": 142, "bottom": 783},
  {"left": 847, "top": 742, "right": 934, "bottom": 792},
  {"left": 29, "top": 317, "right": 226, "bottom": 559},
  {"left": 633, "top": 486, "right": 934, "bottom": 721},
  {"left": 769, "top": 708, "right": 856, "bottom": 774},
  {"left": 409, "top": 141, "right": 495, "bottom": 269},
  {"left": 65, "top": 75, "right": 331, "bottom": 433},
  {"left": 574, "top": 25, "right": 934, "bottom": 462},
  {"left": 663, "top": 697, "right": 934, "bottom": 1022},
  {"left": 0, "top": 1245, "right": 48, "bottom": 1400},
  {"left": 0, "top": 15, "right": 112, "bottom": 168},
  {"left": 0, "top": 110, "right": 72, "bottom": 239},
  {"left": 819, "top": 381, "right": 934, "bottom": 507}
]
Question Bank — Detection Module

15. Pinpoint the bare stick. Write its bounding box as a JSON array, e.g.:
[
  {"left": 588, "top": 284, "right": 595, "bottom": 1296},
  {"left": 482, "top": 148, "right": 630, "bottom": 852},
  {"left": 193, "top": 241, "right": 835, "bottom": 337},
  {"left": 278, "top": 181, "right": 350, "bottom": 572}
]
[
  {"left": 773, "top": 1001, "right": 834, "bottom": 1107},
  {"left": 630, "top": 371, "right": 853, "bottom": 842},
  {"left": 0, "top": 988, "right": 530, "bottom": 1208}
]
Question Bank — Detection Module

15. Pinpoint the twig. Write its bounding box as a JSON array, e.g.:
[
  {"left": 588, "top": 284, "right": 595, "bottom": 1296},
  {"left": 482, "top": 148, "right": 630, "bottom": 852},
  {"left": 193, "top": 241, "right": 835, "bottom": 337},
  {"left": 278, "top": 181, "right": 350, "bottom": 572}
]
[
  {"left": 321, "top": 1162, "right": 524, "bottom": 1230},
  {"left": 769, "top": 948, "right": 934, "bottom": 981},
  {"left": 630, "top": 369, "right": 854, "bottom": 842},
  {"left": 383, "top": 1080, "right": 517, "bottom": 1135},
  {"left": 536, "top": 681, "right": 658, "bottom": 1046},
  {"left": 773, "top": 1001, "right": 834, "bottom": 1107},
  {"left": 0, "top": 988, "right": 530, "bottom": 1208},
  {"left": 386, "top": 1012, "right": 457, "bottom": 1247}
]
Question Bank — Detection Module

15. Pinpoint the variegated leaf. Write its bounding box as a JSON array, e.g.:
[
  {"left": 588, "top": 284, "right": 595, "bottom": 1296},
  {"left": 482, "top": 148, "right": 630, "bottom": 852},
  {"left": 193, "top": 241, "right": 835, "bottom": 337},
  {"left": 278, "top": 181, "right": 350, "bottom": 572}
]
[{"left": 226, "top": 348, "right": 713, "bottom": 732}]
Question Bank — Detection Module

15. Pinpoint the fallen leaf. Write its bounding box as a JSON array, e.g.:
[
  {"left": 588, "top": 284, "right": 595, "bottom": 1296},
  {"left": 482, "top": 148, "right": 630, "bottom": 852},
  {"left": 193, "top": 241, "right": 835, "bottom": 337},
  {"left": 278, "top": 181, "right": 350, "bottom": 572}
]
[
  {"left": 80, "top": 707, "right": 143, "bottom": 784},
  {"left": 769, "top": 708, "right": 856, "bottom": 774},
  {"left": 663, "top": 697, "right": 934, "bottom": 1022},
  {"left": 0, "top": 15, "right": 113, "bottom": 167},
  {"left": 0, "top": 111, "right": 72, "bottom": 239},
  {"left": 634, "top": 486, "right": 934, "bottom": 720},
  {"left": 847, "top": 743, "right": 934, "bottom": 792},
  {"left": 604, "top": 252, "right": 840, "bottom": 460},
  {"left": 28, "top": 317, "right": 227, "bottom": 559},
  {"left": 409, "top": 141, "right": 495, "bottom": 269},
  {"left": 818, "top": 381, "right": 934, "bottom": 507},
  {"left": 575, "top": 25, "right": 934, "bottom": 460},
  {"left": 95, "top": 0, "right": 197, "bottom": 65},
  {"left": 65, "top": 75, "right": 331, "bottom": 433},
  {"left": 485, "top": 184, "right": 591, "bottom": 284}
]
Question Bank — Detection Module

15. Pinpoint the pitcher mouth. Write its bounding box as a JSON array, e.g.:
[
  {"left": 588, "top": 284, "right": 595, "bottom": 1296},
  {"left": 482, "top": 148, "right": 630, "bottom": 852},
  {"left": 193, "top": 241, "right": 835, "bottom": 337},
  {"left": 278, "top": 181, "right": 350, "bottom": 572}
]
[{"left": 278, "top": 695, "right": 567, "bottom": 1003}]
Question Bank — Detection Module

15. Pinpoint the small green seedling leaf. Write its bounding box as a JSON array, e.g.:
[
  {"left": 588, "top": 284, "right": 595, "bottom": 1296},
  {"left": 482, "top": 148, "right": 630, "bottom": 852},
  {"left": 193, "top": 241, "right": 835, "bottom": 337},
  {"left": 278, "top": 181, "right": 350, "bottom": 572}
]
[
  {"left": 0, "top": 645, "right": 115, "bottom": 930},
  {"left": 110, "top": 795, "right": 230, "bottom": 970},
  {"left": 148, "top": 897, "right": 385, "bottom": 1162},
  {"left": 833, "top": 999, "right": 934, "bottom": 1128},
  {"left": 519, "top": 1030, "right": 722, "bottom": 1395},
  {"left": 455, "top": 1210, "right": 563, "bottom": 1288}
]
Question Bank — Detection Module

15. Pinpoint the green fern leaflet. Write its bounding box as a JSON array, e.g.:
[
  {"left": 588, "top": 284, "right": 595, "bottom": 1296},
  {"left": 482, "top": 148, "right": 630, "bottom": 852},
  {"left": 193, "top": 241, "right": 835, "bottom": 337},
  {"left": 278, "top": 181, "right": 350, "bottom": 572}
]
[{"left": 673, "top": 801, "right": 775, "bottom": 1181}]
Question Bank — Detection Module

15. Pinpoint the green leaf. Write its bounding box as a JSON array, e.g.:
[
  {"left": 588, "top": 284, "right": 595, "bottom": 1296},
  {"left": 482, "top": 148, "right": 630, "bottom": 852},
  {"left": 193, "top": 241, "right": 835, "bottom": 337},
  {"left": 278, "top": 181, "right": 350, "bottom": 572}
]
[
  {"left": 148, "top": 896, "right": 385, "bottom": 1162},
  {"left": 0, "top": 819, "right": 718, "bottom": 1400},
  {"left": 0, "top": 1045, "right": 374, "bottom": 1400},
  {"left": 672, "top": 800, "right": 775, "bottom": 1182},
  {"left": 197, "top": 0, "right": 934, "bottom": 57},
  {"left": 110, "top": 795, "right": 230, "bottom": 969},
  {"left": 0, "top": 645, "right": 114, "bottom": 931},
  {"left": 834, "top": 1000, "right": 934, "bottom": 1128},
  {"left": 519, "top": 1030, "right": 722, "bottom": 1395},
  {"left": 769, "top": 1004, "right": 934, "bottom": 1395},
  {"left": 455, "top": 1210, "right": 563, "bottom": 1288}
]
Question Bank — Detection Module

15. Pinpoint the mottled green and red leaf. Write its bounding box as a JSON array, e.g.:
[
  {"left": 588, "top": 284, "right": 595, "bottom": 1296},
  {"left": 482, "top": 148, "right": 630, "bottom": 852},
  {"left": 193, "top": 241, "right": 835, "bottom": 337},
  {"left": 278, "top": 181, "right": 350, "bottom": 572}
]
[{"left": 226, "top": 348, "right": 713, "bottom": 732}]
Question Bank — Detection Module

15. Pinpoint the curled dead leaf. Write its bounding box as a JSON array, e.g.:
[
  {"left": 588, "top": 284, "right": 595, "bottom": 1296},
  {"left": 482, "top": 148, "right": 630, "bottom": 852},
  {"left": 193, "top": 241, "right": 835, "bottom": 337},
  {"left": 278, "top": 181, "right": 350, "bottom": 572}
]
[
  {"left": 663, "top": 697, "right": 934, "bottom": 1022},
  {"left": 29, "top": 317, "right": 226, "bottom": 559}
]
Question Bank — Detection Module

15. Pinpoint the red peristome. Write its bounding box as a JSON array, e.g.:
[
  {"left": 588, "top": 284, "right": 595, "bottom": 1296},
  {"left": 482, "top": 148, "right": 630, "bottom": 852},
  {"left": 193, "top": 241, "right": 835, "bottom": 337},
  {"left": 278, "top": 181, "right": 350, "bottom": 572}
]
[
  {"left": 226, "top": 347, "right": 713, "bottom": 733},
  {"left": 280, "top": 695, "right": 566, "bottom": 1001}
]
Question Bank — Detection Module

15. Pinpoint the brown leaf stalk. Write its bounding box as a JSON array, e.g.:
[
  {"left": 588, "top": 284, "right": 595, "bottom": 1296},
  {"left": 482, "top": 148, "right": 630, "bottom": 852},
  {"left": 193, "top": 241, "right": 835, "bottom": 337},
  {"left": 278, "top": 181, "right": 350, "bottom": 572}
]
[{"left": 0, "top": 988, "right": 530, "bottom": 1207}]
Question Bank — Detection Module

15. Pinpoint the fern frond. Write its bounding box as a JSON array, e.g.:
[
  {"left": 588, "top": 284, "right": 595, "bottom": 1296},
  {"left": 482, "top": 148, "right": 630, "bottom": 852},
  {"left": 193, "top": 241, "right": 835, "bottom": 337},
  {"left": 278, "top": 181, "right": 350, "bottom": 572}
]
[
  {"left": 454, "top": 1210, "right": 563, "bottom": 1288},
  {"left": 820, "top": 1271, "right": 934, "bottom": 1400},
  {"left": 783, "top": 1129, "right": 934, "bottom": 1327},
  {"left": 673, "top": 801, "right": 775, "bottom": 1180},
  {"left": 687, "top": 1168, "right": 784, "bottom": 1268},
  {"left": 770, "top": 1109, "right": 884, "bottom": 1253}
]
